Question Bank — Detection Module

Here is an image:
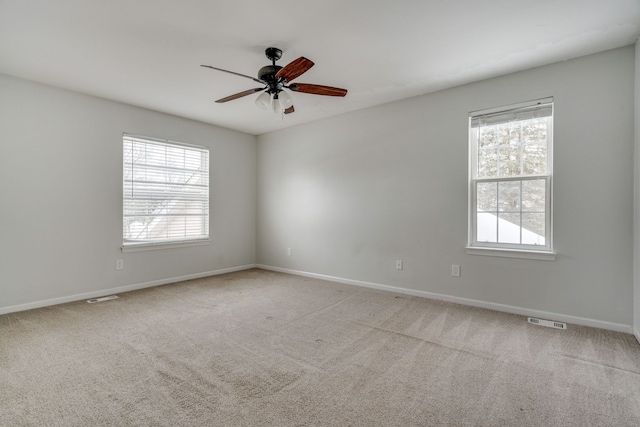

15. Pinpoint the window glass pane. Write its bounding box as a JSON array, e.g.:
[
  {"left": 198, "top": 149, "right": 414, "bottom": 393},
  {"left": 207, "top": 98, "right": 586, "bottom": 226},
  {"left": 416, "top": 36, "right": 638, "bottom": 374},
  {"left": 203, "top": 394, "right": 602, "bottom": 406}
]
[
  {"left": 477, "top": 182, "right": 497, "bottom": 212},
  {"left": 498, "top": 145, "right": 521, "bottom": 177},
  {"left": 478, "top": 147, "right": 497, "bottom": 177},
  {"left": 477, "top": 212, "right": 497, "bottom": 243},
  {"left": 479, "top": 126, "right": 497, "bottom": 148},
  {"left": 522, "top": 179, "right": 546, "bottom": 212},
  {"left": 522, "top": 118, "right": 547, "bottom": 143},
  {"left": 522, "top": 213, "right": 545, "bottom": 244},
  {"left": 497, "top": 124, "right": 510, "bottom": 146},
  {"left": 498, "top": 213, "right": 521, "bottom": 243},
  {"left": 522, "top": 142, "right": 546, "bottom": 175},
  {"left": 498, "top": 181, "right": 520, "bottom": 212},
  {"left": 503, "top": 122, "right": 522, "bottom": 145}
]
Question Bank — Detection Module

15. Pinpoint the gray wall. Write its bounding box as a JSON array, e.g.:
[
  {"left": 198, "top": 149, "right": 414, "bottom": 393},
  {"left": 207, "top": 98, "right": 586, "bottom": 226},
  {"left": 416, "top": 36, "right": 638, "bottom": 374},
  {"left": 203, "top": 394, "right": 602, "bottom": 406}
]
[
  {"left": 257, "top": 46, "right": 635, "bottom": 330},
  {"left": 0, "top": 74, "right": 257, "bottom": 312},
  {"left": 2, "top": 46, "right": 636, "bottom": 332},
  {"left": 635, "top": 40, "right": 640, "bottom": 341}
]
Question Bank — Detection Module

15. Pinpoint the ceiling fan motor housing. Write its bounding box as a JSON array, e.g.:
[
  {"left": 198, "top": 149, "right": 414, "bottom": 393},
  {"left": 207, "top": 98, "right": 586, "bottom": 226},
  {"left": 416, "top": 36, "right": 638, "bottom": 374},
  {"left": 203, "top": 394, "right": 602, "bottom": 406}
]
[
  {"left": 258, "top": 65, "right": 282, "bottom": 83},
  {"left": 258, "top": 65, "right": 284, "bottom": 93}
]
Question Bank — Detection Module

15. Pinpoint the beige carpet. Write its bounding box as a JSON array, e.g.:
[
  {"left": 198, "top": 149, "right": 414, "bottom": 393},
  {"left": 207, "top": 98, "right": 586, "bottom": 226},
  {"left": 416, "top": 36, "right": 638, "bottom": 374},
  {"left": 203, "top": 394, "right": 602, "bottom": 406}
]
[{"left": 1, "top": 269, "right": 639, "bottom": 426}]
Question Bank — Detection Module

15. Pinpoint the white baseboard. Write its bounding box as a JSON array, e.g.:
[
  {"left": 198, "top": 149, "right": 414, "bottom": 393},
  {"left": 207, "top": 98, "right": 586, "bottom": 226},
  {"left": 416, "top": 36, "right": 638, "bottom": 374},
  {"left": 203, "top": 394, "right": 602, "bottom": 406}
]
[
  {"left": 256, "top": 264, "right": 633, "bottom": 334},
  {"left": 634, "top": 327, "right": 640, "bottom": 345},
  {"left": 0, "top": 264, "right": 256, "bottom": 316}
]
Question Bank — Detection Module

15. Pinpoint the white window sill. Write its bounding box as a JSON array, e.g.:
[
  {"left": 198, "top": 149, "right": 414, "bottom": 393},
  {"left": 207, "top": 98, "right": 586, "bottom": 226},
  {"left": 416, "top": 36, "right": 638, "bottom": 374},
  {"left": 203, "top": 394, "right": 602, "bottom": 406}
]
[
  {"left": 122, "top": 239, "right": 210, "bottom": 253},
  {"left": 466, "top": 246, "right": 556, "bottom": 261}
]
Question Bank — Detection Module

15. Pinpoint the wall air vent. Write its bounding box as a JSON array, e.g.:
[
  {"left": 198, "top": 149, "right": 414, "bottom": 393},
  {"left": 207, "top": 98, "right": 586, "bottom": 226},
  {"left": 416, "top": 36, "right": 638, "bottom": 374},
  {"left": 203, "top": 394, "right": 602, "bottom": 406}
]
[
  {"left": 528, "top": 317, "right": 567, "bottom": 329},
  {"left": 87, "top": 295, "right": 119, "bottom": 304}
]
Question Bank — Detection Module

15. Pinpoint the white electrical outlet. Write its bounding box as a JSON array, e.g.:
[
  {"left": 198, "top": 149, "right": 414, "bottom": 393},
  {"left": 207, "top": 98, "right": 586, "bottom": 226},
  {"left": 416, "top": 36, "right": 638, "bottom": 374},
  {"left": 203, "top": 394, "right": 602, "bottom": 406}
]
[
  {"left": 116, "top": 259, "right": 124, "bottom": 270},
  {"left": 451, "top": 264, "right": 460, "bottom": 277},
  {"left": 287, "top": 247, "right": 292, "bottom": 256},
  {"left": 396, "top": 259, "right": 403, "bottom": 270}
]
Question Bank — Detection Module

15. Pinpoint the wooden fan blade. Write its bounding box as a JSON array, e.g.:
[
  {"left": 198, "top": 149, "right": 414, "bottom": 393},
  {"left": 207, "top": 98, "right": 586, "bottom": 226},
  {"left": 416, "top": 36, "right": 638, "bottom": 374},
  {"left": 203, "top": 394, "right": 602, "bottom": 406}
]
[
  {"left": 201, "top": 65, "right": 263, "bottom": 84},
  {"left": 284, "top": 105, "right": 295, "bottom": 114},
  {"left": 289, "top": 83, "right": 347, "bottom": 97},
  {"left": 275, "top": 57, "right": 314, "bottom": 82},
  {"left": 215, "top": 88, "right": 265, "bottom": 103}
]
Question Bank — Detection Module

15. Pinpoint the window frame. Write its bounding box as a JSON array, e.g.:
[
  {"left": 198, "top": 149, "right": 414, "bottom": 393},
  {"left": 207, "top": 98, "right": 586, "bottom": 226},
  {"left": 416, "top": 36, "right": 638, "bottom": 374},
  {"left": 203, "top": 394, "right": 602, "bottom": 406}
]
[
  {"left": 466, "top": 98, "right": 555, "bottom": 260},
  {"left": 122, "top": 133, "right": 210, "bottom": 252}
]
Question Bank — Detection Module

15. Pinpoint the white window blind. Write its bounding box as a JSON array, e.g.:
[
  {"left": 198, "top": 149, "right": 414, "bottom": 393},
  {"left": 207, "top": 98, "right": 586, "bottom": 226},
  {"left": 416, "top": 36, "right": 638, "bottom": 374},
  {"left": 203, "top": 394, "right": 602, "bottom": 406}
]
[
  {"left": 470, "top": 103, "right": 553, "bottom": 128},
  {"left": 123, "top": 134, "right": 209, "bottom": 247}
]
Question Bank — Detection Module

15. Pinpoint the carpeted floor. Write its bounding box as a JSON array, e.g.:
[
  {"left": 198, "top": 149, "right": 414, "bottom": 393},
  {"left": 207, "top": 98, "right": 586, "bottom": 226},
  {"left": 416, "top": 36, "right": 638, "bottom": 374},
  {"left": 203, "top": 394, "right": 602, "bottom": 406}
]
[{"left": 1, "top": 268, "right": 639, "bottom": 426}]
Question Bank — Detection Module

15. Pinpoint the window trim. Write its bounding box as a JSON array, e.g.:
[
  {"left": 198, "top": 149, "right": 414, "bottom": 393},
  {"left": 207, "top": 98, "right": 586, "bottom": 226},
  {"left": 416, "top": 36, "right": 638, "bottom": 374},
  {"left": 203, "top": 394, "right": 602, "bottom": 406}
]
[
  {"left": 121, "top": 238, "right": 209, "bottom": 253},
  {"left": 467, "top": 98, "right": 555, "bottom": 259},
  {"left": 122, "top": 133, "right": 210, "bottom": 251},
  {"left": 465, "top": 246, "right": 556, "bottom": 261}
]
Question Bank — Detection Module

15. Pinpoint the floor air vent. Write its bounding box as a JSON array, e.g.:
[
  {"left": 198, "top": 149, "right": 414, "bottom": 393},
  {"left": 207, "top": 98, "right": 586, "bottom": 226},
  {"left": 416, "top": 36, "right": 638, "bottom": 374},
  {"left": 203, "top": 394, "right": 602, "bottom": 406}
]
[
  {"left": 87, "top": 295, "right": 119, "bottom": 304},
  {"left": 528, "top": 317, "right": 567, "bottom": 330}
]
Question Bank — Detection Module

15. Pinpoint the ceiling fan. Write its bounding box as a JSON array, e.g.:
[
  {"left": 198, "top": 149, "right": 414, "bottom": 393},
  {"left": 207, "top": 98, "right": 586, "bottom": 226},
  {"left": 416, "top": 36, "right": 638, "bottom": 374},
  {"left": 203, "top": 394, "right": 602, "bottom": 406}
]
[{"left": 201, "top": 47, "right": 347, "bottom": 114}]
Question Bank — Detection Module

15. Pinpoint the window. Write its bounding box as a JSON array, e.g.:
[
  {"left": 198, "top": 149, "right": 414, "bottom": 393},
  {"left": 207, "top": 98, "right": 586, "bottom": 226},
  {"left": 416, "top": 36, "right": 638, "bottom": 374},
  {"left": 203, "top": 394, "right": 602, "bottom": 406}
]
[
  {"left": 468, "top": 98, "right": 554, "bottom": 259},
  {"left": 123, "top": 134, "right": 209, "bottom": 250}
]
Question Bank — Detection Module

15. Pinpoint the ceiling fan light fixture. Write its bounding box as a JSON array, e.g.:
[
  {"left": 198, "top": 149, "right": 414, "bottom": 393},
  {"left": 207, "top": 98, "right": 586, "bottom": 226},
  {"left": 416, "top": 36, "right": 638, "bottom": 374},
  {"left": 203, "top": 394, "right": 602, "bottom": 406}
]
[
  {"left": 277, "top": 90, "right": 293, "bottom": 110},
  {"left": 270, "top": 93, "right": 280, "bottom": 113},
  {"left": 255, "top": 91, "right": 271, "bottom": 110}
]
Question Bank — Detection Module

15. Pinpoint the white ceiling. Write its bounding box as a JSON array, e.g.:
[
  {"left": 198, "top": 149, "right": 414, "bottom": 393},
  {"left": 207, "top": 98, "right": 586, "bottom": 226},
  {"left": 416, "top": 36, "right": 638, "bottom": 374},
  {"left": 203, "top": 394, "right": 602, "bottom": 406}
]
[{"left": 1, "top": 1, "right": 639, "bottom": 135}]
